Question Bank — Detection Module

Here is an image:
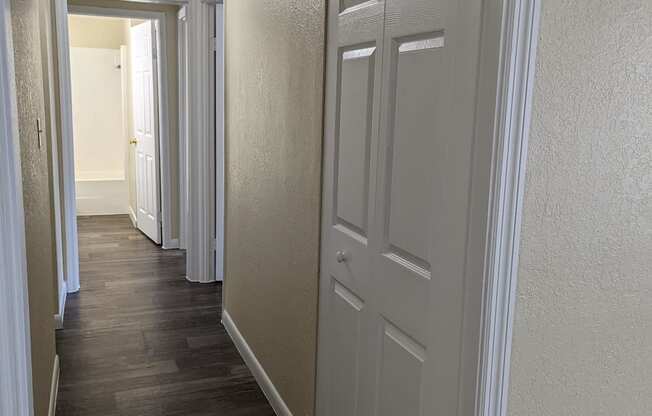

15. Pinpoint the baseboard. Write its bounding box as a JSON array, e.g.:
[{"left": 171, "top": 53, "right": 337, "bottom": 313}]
[
  {"left": 162, "top": 238, "right": 179, "bottom": 250},
  {"left": 54, "top": 280, "right": 67, "bottom": 330},
  {"left": 128, "top": 205, "right": 137, "bottom": 227},
  {"left": 222, "top": 310, "right": 292, "bottom": 416},
  {"left": 48, "top": 355, "right": 60, "bottom": 416}
]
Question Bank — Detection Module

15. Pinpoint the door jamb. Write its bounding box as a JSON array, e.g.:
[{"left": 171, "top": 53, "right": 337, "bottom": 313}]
[
  {"left": 476, "top": 0, "right": 541, "bottom": 414},
  {"left": 0, "top": 2, "right": 34, "bottom": 415},
  {"left": 177, "top": 5, "right": 188, "bottom": 250},
  {"left": 53, "top": 0, "right": 80, "bottom": 293}
]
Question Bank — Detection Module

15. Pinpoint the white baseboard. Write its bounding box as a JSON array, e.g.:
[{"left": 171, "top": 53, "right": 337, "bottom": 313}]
[
  {"left": 222, "top": 310, "right": 292, "bottom": 416},
  {"left": 48, "top": 355, "right": 60, "bottom": 416},
  {"left": 75, "top": 178, "right": 129, "bottom": 216},
  {"left": 128, "top": 205, "right": 137, "bottom": 227},
  {"left": 54, "top": 280, "right": 67, "bottom": 330}
]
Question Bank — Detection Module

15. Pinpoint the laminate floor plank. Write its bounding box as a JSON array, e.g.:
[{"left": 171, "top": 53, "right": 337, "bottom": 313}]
[{"left": 56, "top": 215, "right": 273, "bottom": 416}]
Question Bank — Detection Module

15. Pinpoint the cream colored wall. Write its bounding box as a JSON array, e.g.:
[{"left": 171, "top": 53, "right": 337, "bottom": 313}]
[
  {"left": 68, "top": 14, "right": 125, "bottom": 48},
  {"left": 11, "top": 0, "right": 58, "bottom": 414},
  {"left": 509, "top": 1, "right": 652, "bottom": 414},
  {"left": 65, "top": 0, "right": 180, "bottom": 237},
  {"left": 223, "top": 1, "right": 326, "bottom": 415},
  {"left": 123, "top": 19, "right": 137, "bottom": 214}
]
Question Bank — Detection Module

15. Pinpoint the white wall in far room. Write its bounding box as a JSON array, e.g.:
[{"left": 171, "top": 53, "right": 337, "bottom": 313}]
[{"left": 70, "top": 46, "right": 129, "bottom": 215}]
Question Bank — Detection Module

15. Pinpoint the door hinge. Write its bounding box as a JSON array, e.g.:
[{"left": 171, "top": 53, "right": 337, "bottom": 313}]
[{"left": 210, "top": 37, "right": 217, "bottom": 52}]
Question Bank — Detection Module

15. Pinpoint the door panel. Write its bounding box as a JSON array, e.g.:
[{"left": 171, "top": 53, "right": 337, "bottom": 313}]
[
  {"left": 320, "top": 2, "right": 385, "bottom": 416},
  {"left": 335, "top": 46, "right": 376, "bottom": 237},
  {"left": 329, "top": 280, "right": 365, "bottom": 416},
  {"left": 131, "top": 21, "right": 161, "bottom": 244},
  {"left": 377, "top": 321, "right": 425, "bottom": 416}
]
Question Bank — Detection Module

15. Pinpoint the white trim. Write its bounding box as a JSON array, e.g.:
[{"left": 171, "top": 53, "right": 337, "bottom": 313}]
[
  {"left": 53, "top": 0, "right": 80, "bottom": 293},
  {"left": 0, "top": 2, "right": 34, "bottom": 413},
  {"left": 54, "top": 280, "right": 67, "bottom": 330},
  {"left": 477, "top": 0, "right": 541, "bottom": 415},
  {"left": 214, "top": 3, "right": 224, "bottom": 281},
  {"left": 48, "top": 356, "right": 60, "bottom": 416},
  {"left": 178, "top": 5, "right": 188, "bottom": 250},
  {"left": 186, "top": 0, "right": 216, "bottom": 283},
  {"left": 39, "top": 0, "right": 67, "bottom": 327},
  {"left": 222, "top": 310, "right": 292, "bottom": 416},
  {"left": 128, "top": 205, "right": 138, "bottom": 228}
]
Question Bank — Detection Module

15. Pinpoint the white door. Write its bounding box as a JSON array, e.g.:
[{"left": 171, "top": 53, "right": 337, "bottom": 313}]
[
  {"left": 130, "top": 21, "right": 161, "bottom": 244},
  {"left": 317, "top": 0, "right": 486, "bottom": 414}
]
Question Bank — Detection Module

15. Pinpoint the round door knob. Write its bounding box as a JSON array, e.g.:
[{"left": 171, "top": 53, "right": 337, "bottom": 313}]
[{"left": 336, "top": 250, "right": 349, "bottom": 263}]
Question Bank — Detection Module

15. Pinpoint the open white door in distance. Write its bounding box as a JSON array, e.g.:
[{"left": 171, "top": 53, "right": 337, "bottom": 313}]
[{"left": 130, "top": 20, "right": 161, "bottom": 244}]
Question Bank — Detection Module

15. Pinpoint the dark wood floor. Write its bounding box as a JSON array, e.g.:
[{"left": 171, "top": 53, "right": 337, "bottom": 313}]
[{"left": 56, "top": 215, "right": 274, "bottom": 416}]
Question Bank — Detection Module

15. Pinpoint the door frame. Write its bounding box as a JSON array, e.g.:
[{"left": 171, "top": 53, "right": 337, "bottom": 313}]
[
  {"left": 52, "top": 0, "right": 219, "bottom": 320},
  {"left": 476, "top": 0, "right": 541, "bottom": 414},
  {"left": 54, "top": 4, "right": 174, "bottom": 295},
  {"left": 314, "top": 0, "right": 541, "bottom": 415},
  {"left": 0, "top": 2, "right": 34, "bottom": 415}
]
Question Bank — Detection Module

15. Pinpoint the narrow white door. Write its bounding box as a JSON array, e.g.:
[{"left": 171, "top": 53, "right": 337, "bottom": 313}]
[
  {"left": 130, "top": 21, "right": 161, "bottom": 244},
  {"left": 317, "top": 0, "right": 486, "bottom": 414}
]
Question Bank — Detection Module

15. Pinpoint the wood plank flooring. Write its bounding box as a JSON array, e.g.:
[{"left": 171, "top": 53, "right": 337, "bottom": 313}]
[{"left": 56, "top": 215, "right": 274, "bottom": 416}]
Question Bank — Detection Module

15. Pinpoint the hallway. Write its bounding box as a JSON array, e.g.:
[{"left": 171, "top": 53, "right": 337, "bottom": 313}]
[{"left": 55, "top": 216, "right": 274, "bottom": 415}]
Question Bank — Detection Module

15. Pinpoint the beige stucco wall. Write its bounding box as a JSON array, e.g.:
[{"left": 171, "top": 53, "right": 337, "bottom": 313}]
[
  {"left": 11, "top": 0, "right": 58, "bottom": 414},
  {"left": 508, "top": 1, "right": 652, "bottom": 415},
  {"left": 68, "top": 14, "right": 126, "bottom": 49},
  {"left": 223, "top": 1, "right": 326, "bottom": 415}
]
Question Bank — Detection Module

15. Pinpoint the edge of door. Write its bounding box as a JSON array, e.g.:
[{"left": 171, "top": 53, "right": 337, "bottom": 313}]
[
  {"left": 313, "top": 0, "right": 542, "bottom": 415},
  {"left": 0, "top": 1, "right": 34, "bottom": 414}
]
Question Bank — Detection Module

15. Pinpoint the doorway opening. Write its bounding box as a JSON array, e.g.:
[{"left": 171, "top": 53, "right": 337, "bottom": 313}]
[
  {"left": 55, "top": 4, "right": 180, "bottom": 302},
  {"left": 69, "top": 14, "right": 160, "bottom": 241}
]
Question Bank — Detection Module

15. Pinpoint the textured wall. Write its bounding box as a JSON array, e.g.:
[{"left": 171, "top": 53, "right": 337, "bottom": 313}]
[
  {"left": 509, "top": 1, "right": 652, "bottom": 415},
  {"left": 11, "top": 0, "right": 58, "bottom": 414},
  {"left": 223, "top": 1, "right": 326, "bottom": 414},
  {"left": 68, "top": 14, "right": 126, "bottom": 49}
]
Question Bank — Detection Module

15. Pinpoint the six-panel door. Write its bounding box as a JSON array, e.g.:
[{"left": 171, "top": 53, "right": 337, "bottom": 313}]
[
  {"left": 318, "top": 0, "right": 485, "bottom": 414},
  {"left": 131, "top": 20, "right": 161, "bottom": 244}
]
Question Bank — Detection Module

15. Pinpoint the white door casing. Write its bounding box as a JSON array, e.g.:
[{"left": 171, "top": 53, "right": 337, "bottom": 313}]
[
  {"left": 317, "top": 0, "right": 489, "bottom": 414},
  {"left": 130, "top": 20, "right": 161, "bottom": 244}
]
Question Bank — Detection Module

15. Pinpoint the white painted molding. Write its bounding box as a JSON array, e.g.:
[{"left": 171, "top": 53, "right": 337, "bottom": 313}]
[
  {"left": 186, "top": 0, "right": 216, "bottom": 283},
  {"left": 477, "top": 1, "right": 541, "bottom": 415},
  {"left": 54, "top": 0, "right": 81, "bottom": 294},
  {"left": 177, "top": 5, "right": 188, "bottom": 250},
  {"left": 214, "top": 3, "right": 224, "bottom": 282},
  {"left": 222, "top": 310, "right": 292, "bottom": 416},
  {"left": 39, "top": 1, "right": 67, "bottom": 327},
  {"left": 0, "top": 2, "right": 34, "bottom": 414},
  {"left": 48, "top": 356, "right": 60, "bottom": 416},
  {"left": 128, "top": 205, "right": 138, "bottom": 228},
  {"left": 54, "top": 280, "right": 67, "bottom": 330}
]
